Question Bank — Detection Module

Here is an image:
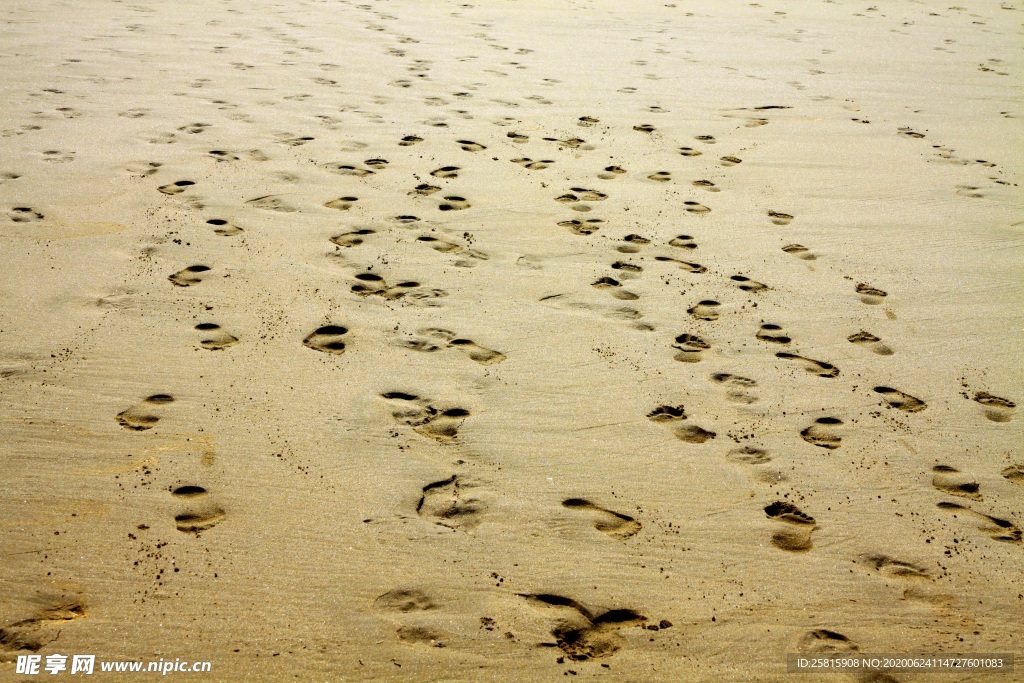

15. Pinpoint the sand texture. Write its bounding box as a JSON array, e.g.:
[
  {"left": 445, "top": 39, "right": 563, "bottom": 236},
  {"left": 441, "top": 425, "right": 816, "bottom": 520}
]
[{"left": 1, "top": 0, "right": 1023, "bottom": 680}]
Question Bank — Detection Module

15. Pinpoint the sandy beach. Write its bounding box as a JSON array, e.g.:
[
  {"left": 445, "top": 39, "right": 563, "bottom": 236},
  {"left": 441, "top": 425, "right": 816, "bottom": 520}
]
[{"left": 1, "top": 0, "right": 1022, "bottom": 680}]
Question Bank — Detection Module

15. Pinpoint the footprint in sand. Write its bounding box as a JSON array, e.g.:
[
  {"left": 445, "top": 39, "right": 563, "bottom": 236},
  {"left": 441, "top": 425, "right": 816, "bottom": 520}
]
[
  {"left": 511, "top": 157, "right": 554, "bottom": 170},
  {"left": 710, "top": 373, "right": 758, "bottom": 404},
  {"left": 872, "top": 386, "right": 925, "bottom": 412},
  {"left": 331, "top": 228, "right": 375, "bottom": 247},
  {"left": 683, "top": 201, "right": 711, "bottom": 214},
  {"left": 672, "top": 333, "right": 711, "bottom": 363},
  {"left": 1001, "top": 464, "right": 1024, "bottom": 484},
  {"left": 507, "top": 131, "right": 530, "bottom": 142},
  {"left": 931, "top": 466, "right": 981, "bottom": 500},
  {"left": 856, "top": 553, "right": 931, "bottom": 581},
  {"left": 517, "top": 594, "right": 648, "bottom": 662},
  {"left": 855, "top": 283, "right": 887, "bottom": 305},
  {"left": 756, "top": 323, "right": 791, "bottom": 345},
  {"left": 800, "top": 417, "right": 843, "bottom": 449},
  {"left": 669, "top": 234, "right": 697, "bottom": 249},
  {"left": 972, "top": 392, "right": 1016, "bottom": 422},
  {"left": 776, "top": 352, "right": 838, "bottom": 378},
  {"left": 615, "top": 234, "right": 650, "bottom": 254},
  {"left": 325, "top": 196, "right": 359, "bottom": 211},
  {"left": 168, "top": 265, "right": 212, "bottom": 287},
  {"left": 374, "top": 588, "right": 437, "bottom": 613},
  {"left": 399, "top": 135, "right": 423, "bottom": 146},
  {"left": 411, "top": 183, "right": 441, "bottom": 196},
  {"left": 5, "top": 206, "right": 45, "bottom": 223},
  {"left": 728, "top": 446, "right": 772, "bottom": 465},
  {"left": 416, "top": 235, "right": 488, "bottom": 263},
  {"left": 764, "top": 501, "right": 816, "bottom": 552},
  {"left": 194, "top": 323, "right": 238, "bottom": 350},
  {"left": 430, "top": 166, "right": 460, "bottom": 178},
  {"left": 847, "top": 330, "right": 893, "bottom": 355},
  {"left": 351, "top": 272, "right": 447, "bottom": 304},
  {"left": 719, "top": 155, "right": 742, "bottom": 167},
  {"left": 679, "top": 146, "right": 702, "bottom": 157},
  {"left": 767, "top": 210, "right": 792, "bottom": 226},
  {"left": 937, "top": 502, "right": 1021, "bottom": 544},
  {"left": 303, "top": 325, "right": 349, "bottom": 355},
  {"left": 655, "top": 256, "right": 706, "bottom": 273},
  {"left": 560, "top": 218, "right": 604, "bottom": 235},
  {"left": 117, "top": 394, "right": 174, "bottom": 431},
  {"left": 171, "top": 485, "right": 225, "bottom": 534},
  {"left": 796, "top": 629, "right": 858, "bottom": 656},
  {"left": 322, "top": 162, "right": 374, "bottom": 177},
  {"left": 0, "top": 596, "right": 87, "bottom": 659},
  {"left": 562, "top": 498, "right": 641, "bottom": 539},
  {"left": 647, "top": 171, "right": 671, "bottom": 182},
  {"left": 591, "top": 276, "right": 637, "bottom": 301},
  {"left": 688, "top": 300, "right": 720, "bottom": 321},
  {"left": 438, "top": 196, "right": 471, "bottom": 211},
  {"left": 396, "top": 328, "right": 504, "bottom": 364},
  {"left": 456, "top": 140, "right": 486, "bottom": 152},
  {"left": 598, "top": 165, "right": 626, "bottom": 180},
  {"left": 730, "top": 275, "right": 769, "bottom": 292},
  {"left": 157, "top": 180, "right": 195, "bottom": 196},
  {"left": 782, "top": 243, "right": 817, "bottom": 260},
  {"left": 692, "top": 180, "right": 720, "bottom": 192},
  {"left": 646, "top": 405, "right": 716, "bottom": 443},
  {"left": 381, "top": 392, "right": 470, "bottom": 443},
  {"left": 417, "top": 475, "right": 485, "bottom": 530},
  {"left": 246, "top": 195, "right": 297, "bottom": 212},
  {"left": 206, "top": 218, "right": 243, "bottom": 236}
]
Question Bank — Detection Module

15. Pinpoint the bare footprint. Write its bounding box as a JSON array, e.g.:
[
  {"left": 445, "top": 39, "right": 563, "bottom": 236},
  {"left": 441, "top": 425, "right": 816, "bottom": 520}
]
[
  {"left": 157, "top": 180, "right": 195, "bottom": 195},
  {"left": 776, "top": 352, "right": 838, "bottom": 378},
  {"left": 672, "top": 333, "right": 710, "bottom": 362},
  {"left": 856, "top": 553, "right": 930, "bottom": 581},
  {"left": 855, "top": 283, "right": 887, "bottom": 305},
  {"left": 325, "top": 196, "right": 359, "bottom": 211},
  {"left": 0, "top": 596, "right": 87, "bottom": 659},
  {"left": 756, "top": 324, "right": 791, "bottom": 345},
  {"left": 1001, "top": 464, "right": 1024, "bottom": 484},
  {"left": 646, "top": 405, "right": 715, "bottom": 443},
  {"left": 168, "top": 265, "right": 211, "bottom": 287},
  {"left": 374, "top": 588, "right": 436, "bottom": 613},
  {"left": 418, "top": 475, "right": 484, "bottom": 530},
  {"left": 782, "top": 243, "right": 817, "bottom": 260},
  {"left": 206, "top": 218, "right": 243, "bottom": 236},
  {"left": 874, "top": 386, "right": 926, "bottom": 412},
  {"left": 937, "top": 502, "right": 1021, "bottom": 544},
  {"left": 730, "top": 274, "right": 768, "bottom": 292},
  {"left": 449, "top": 338, "right": 505, "bottom": 364},
  {"left": 246, "top": 195, "right": 297, "bottom": 212},
  {"left": 764, "top": 501, "right": 815, "bottom": 552},
  {"left": 562, "top": 498, "right": 641, "bottom": 539},
  {"left": 117, "top": 394, "right": 174, "bottom": 431},
  {"left": 931, "top": 465, "right": 981, "bottom": 500},
  {"left": 669, "top": 234, "right": 697, "bottom": 249},
  {"left": 171, "top": 485, "right": 225, "bottom": 534},
  {"left": 728, "top": 446, "right": 771, "bottom": 465},
  {"left": 517, "top": 594, "right": 647, "bottom": 662},
  {"left": 800, "top": 417, "right": 842, "bottom": 449},
  {"left": 381, "top": 392, "right": 469, "bottom": 443},
  {"left": 767, "top": 210, "right": 792, "bottom": 225},
  {"left": 654, "top": 256, "right": 706, "bottom": 273},
  {"left": 687, "top": 300, "right": 720, "bottom": 321},
  {"left": 331, "top": 228, "right": 375, "bottom": 247},
  {"left": 194, "top": 323, "right": 238, "bottom": 350},
  {"left": 848, "top": 331, "right": 893, "bottom": 355},
  {"left": 972, "top": 392, "right": 1016, "bottom": 422},
  {"left": 710, "top": 373, "right": 758, "bottom": 404},
  {"left": 303, "top": 325, "right": 348, "bottom": 354}
]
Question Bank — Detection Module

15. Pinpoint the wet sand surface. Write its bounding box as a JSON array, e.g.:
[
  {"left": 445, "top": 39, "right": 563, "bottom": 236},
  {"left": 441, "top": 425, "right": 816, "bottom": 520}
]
[{"left": 1, "top": 0, "right": 1022, "bottom": 680}]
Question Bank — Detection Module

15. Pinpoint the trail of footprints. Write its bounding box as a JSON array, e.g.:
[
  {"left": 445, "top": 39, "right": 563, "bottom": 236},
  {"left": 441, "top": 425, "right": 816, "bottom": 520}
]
[{"left": 85, "top": 51, "right": 1019, "bottom": 665}]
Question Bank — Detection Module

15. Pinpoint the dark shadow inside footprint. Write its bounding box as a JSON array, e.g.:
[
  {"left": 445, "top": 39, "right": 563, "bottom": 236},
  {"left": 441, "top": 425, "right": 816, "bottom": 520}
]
[
  {"left": 562, "top": 498, "right": 641, "bottom": 539},
  {"left": 303, "top": 325, "right": 348, "bottom": 354}
]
